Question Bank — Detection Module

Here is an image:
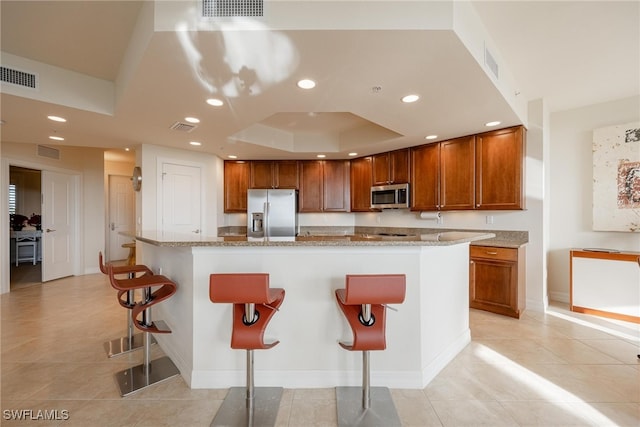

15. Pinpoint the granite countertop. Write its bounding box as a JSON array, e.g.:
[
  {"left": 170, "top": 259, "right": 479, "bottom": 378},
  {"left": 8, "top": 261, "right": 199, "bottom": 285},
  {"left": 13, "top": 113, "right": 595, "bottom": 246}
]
[{"left": 129, "top": 230, "right": 497, "bottom": 248}]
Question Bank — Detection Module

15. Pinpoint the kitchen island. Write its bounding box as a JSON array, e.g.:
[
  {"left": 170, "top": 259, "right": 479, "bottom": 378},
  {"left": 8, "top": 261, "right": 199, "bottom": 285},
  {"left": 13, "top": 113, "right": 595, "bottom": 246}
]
[{"left": 133, "top": 230, "right": 494, "bottom": 389}]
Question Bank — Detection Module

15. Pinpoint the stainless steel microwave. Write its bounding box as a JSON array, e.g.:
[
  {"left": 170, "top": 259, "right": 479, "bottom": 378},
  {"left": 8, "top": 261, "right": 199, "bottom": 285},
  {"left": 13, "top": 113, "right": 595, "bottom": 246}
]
[{"left": 371, "top": 183, "right": 410, "bottom": 209}]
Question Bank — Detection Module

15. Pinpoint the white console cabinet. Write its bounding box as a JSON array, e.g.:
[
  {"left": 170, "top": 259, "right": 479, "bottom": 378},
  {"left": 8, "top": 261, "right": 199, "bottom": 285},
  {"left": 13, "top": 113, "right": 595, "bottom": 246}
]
[{"left": 570, "top": 249, "right": 640, "bottom": 323}]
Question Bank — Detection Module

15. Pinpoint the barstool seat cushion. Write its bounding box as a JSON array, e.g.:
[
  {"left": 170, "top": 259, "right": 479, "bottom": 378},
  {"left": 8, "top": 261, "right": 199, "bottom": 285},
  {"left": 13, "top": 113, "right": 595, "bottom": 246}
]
[{"left": 340, "top": 274, "right": 406, "bottom": 305}]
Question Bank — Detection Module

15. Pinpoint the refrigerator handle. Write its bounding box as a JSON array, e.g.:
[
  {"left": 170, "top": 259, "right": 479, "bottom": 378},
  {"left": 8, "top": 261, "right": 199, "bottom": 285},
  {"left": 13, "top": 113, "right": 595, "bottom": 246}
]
[{"left": 264, "top": 201, "right": 270, "bottom": 238}]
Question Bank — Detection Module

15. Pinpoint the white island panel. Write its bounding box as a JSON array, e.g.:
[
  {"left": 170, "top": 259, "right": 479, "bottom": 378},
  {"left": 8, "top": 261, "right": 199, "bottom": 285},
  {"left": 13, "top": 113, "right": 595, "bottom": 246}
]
[{"left": 140, "top": 241, "right": 472, "bottom": 389}]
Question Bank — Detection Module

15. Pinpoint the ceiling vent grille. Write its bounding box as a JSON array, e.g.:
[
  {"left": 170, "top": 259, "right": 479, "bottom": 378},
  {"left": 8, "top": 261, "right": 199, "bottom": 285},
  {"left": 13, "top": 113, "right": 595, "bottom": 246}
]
[
  {"left": 484, "top": 46, "right": 499, "bottom": 80},
  {"left": 37, "top": 145, "right": 60, "bottom": 160},
  {"left": 170, "top": 121, "right": 197, "bottom": 132},
  {"left": 0, "top": 66, "right": 38, "bottom": 89},
  {"left": 202, "top": 0, "right": 264, "bottom": 17}
]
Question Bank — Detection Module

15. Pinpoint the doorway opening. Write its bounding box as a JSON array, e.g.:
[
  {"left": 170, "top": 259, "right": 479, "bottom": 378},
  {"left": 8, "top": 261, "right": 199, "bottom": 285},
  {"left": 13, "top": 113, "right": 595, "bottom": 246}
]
[{"left": 9, "top": 166, "right": 42, "bottom": 290}]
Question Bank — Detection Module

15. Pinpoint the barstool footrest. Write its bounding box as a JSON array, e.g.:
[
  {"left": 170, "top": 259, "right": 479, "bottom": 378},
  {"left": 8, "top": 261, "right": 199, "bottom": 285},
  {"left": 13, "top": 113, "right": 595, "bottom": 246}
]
[
  {"left": 114, "top": 356, "right": 180, "bottom": 397},
  {"left": 211, "top": 386, "right": 283, "bottom": 427},
  {"left": 104, "top": 333, "right": 156, "bottom": 358},
  {"left": 136, "top": 319, "right": 172, "bottom": 334},
  {"left": 336, "top": 386, "right": 401, "bottom": 427}
]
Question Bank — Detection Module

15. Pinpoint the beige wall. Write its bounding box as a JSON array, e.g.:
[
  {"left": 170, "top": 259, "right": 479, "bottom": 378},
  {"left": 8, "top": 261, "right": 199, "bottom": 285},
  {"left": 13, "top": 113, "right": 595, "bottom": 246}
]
[{"left": 1, "top": 142, "right": 107, "bottom": 279}]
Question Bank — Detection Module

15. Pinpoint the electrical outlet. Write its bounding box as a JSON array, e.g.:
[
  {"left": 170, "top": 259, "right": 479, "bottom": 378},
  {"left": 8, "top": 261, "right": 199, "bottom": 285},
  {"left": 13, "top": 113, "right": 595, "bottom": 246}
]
[{"left": 486, "top": 215, "right": 494, "bottom": 224}]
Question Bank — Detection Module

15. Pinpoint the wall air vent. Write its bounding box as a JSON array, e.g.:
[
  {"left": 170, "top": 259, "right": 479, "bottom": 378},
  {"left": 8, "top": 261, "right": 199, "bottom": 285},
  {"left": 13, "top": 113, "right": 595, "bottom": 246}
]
[
  {"left": 37, "top": 145, "right": 60, "bottom": 160},
  {"left": 202, "top": 0, "right": 264, "bottom": 17},
  {"left": 0, "top": 66, "right": 38, "bottom": 89},
  {"left": 484, "top": 46, "right": 499, "bottom": 80},
  {"left": 170, "top": 121, "right": 197, "bottom": 132}
]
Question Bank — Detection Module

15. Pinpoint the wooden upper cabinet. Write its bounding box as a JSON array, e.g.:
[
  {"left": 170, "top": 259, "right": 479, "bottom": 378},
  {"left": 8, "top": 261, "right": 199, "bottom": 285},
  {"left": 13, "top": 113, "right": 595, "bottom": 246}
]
[
  {"left": 224, "top": 161, "right": 250, "bottom": 213},
  {"left": 440, "top": 136, "right": 475, "bottom": 210},
  {"left": 410, "top": 136, "right": 474, "bottom": 211},
  {"left": 298, "top": 161, "right": 323, "bottom": 212},
  {"left": 350, "top": 156, "right": 377, "bottom": 212},
  {"left": 249, "top": 160, "right": 299, "bottom": 189},
  {"left": 475, "top": 126, "right": 525, "bottom": 210},
  {"left": 323, "top": 160, "right": 350, "bottom": 212},
  {"left": 298, "top": 160, "right": 350, "bottom": 212},
  {"left": 410, "top": 144, "right": 439, "bottom": 211},
  {"left": 372, "top": 148, "right": 410, "bottom": 185}
]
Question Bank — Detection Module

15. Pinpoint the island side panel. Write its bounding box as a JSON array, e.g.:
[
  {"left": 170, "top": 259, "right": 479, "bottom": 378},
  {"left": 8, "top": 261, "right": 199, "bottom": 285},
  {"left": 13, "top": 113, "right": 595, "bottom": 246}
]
[
  {"left": 138, "top": 243, "right": 196, "bottom": 385},
  {"left": 419, "top": 243, "right": 472, "bottom": 387}
]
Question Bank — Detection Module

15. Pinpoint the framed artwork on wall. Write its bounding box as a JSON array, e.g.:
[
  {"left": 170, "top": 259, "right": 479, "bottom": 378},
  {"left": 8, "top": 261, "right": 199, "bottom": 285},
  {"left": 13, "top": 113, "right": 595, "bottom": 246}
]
[{"left": 592, "top": 121, "right": 640, "bottom": 232}]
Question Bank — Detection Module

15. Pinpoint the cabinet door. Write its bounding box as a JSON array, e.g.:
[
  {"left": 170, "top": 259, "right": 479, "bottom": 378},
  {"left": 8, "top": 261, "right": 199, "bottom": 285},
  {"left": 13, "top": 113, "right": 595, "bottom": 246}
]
[
  {"left": 350, "top": 156, "right": 375, "bottom": 212},
  {"left": 372, "top": 153, "right": 390, "bottom": 185},
  {"left": 469, "top": 246, "right": 520, "bottom": 318},
  {"left": 298, "top": 161, "right": 323, "bottom": 212},
  {"left": 475, "top": 126, "right": 525, "bottom": 210},
  {"left": 440, "top": 136, "right": 475, "bottom": 210},
  {"left": 249, "top": 161, "right": 274, "bottom": 189},
  {"left": 373, "top": 149, "right": 410, "bottom": 185},
  {"left": 389, "top": 148, "right": 410, "bottom": 184},
  {"left": 274, "top": 160, "right": 299, "bottom": 189},
  {"left": 224, "top": 161, "right": 249, "bottom": 212},
  {"left": 323, "top": 160, "right": 350, "bottom": 212},
  {"left": 410, "top": 144, "right": 439, "bottom": 211}
]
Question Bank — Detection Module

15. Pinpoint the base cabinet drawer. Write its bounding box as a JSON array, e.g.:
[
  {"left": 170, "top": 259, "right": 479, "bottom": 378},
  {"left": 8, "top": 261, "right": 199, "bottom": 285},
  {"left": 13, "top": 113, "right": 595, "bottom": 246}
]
[{"left": 470, "top": 246, "right": 525, "bottom": 318}]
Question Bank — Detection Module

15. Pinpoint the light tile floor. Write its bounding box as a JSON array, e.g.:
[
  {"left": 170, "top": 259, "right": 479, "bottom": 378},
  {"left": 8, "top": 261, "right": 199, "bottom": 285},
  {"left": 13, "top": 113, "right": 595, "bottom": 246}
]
[{"left": 1, "top": 273, "right": 639, "bottom": 426}]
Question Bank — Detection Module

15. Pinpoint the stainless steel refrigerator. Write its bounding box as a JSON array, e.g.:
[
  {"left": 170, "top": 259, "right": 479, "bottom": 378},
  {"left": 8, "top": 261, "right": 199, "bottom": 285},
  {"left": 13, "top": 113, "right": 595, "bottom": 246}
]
[{"left": 247, "top": 189, "right": 298, "bottom": 238}]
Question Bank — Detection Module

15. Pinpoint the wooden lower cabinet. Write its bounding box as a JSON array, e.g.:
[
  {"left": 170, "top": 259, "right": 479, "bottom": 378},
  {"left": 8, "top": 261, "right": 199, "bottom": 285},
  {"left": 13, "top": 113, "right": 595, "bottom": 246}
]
[{"left": 469, "top": 245, "right": 525, "bottom": 318}]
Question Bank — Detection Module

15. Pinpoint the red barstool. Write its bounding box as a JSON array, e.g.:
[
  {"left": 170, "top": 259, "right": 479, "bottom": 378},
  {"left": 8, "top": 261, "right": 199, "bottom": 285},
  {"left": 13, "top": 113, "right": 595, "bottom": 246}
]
[
  {"left": 335, "top": 274, "right": 406, "bottom": 427},
  {"left": 99, "top": 251, "right": 156, "bottom": 357},
  {"left": 107, "top": 264, "right": 180, "bottom": 396},
  {"left": 209, "top": 273, "right": 285, "bottom": 427}
]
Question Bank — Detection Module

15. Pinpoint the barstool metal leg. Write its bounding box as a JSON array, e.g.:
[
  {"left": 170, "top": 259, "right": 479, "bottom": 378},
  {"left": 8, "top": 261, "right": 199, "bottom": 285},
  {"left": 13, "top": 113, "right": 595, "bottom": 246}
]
[
  {"left": 104, "top": 289, "right": 156, "bottom": 358},
  {"left": 362, "top": 350, "right": 370, "bottom": 409},
  {"left": 210, "top": 350, "right": 282, "bottom": 427},
  {"left": 114, "top": 289, "right": 179, "bottom": 397}
]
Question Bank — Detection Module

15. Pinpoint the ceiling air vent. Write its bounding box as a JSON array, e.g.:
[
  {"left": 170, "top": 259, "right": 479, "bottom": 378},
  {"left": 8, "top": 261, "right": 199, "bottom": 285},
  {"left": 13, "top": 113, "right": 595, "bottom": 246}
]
[
  {"left": 170, "top": 121, "right": 197, "bottom": 132},
  {"left": 37, "top": 145, "right": 60, "bottom": 160},
  {"left": 202, "top": 0, "right": 264, "bottom": 17},
  {"left": 0, "top": 66, "right": 38, "bottom": 89},
  {"left": 484, "top": 46, "right": 499, "bottom": 80}
]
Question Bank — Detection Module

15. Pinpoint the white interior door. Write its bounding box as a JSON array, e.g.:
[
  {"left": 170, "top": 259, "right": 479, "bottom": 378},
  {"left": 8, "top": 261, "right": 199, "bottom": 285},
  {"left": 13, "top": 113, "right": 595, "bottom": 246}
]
[
  {"left": 108, "top": 175, "right": 135, "bottom": 261},
  {"left": 160, "top": 162, "right": 202, "bottom": 234},
  {"left": 42, "top": 170, "right": 75, "bottom": 282}
]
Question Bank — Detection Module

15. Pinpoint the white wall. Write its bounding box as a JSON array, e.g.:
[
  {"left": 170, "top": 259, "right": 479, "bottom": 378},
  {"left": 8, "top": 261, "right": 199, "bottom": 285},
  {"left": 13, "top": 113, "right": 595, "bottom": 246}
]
[
  {"left": 138, "top": 144, "right": 219, "bottom": 235},
  {"left": 547, "top": 96, "right": 640, "bottom": 303}
]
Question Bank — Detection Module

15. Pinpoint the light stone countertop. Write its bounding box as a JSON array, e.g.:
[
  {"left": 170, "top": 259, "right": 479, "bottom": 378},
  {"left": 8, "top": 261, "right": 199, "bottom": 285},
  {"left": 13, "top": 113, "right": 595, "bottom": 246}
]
[{"left": 128, "top": 230, "right": 497, "bottom": 248}]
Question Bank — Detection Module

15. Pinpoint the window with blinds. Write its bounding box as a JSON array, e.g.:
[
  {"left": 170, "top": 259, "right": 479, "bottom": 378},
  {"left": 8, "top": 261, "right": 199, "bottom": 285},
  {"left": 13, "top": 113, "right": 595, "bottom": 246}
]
[{"left": 9, "top": 184, "right": 16, "bottom": 214}]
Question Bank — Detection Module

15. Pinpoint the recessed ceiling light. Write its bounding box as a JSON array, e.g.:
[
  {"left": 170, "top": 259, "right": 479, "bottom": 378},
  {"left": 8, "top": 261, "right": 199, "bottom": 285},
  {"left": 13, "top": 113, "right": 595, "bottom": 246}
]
[
  {"left": 206, "top": 98, "right": 224, "bottom": 107},
  {"left": 228, "top": 155, "right": 238, "bottom": 159},
  {"left": 47, "top": 115, "right": 66, "bottom": 122},
  {"left": 125, "top": 148, "right": 130, "bottom": 151},
  {"left": 185, "top": 117, "right": 200, "bottom": 124},
  {"left": 425, "top": 135, "right": 438, "bottom": 140},
  {"left": 348, "top": 152, "right": 358, "bottom": 157},
  {"left": 297, "top": 79, "right": 316, "bottom": 89},
  {"left": 485, "top": 121, "right": 501, "bottom": 127},
  {"left": 316, "top": 154, "right": 326, "bottom": 158},
  {"left": 401, "top": 94, "right": 419, "bottom": 103},
  {"left": 49, "top": 136, "right": 64, "bottom": 141},
  {"left": 189, "top": 141, "right": 202, "bottom": 146}
]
